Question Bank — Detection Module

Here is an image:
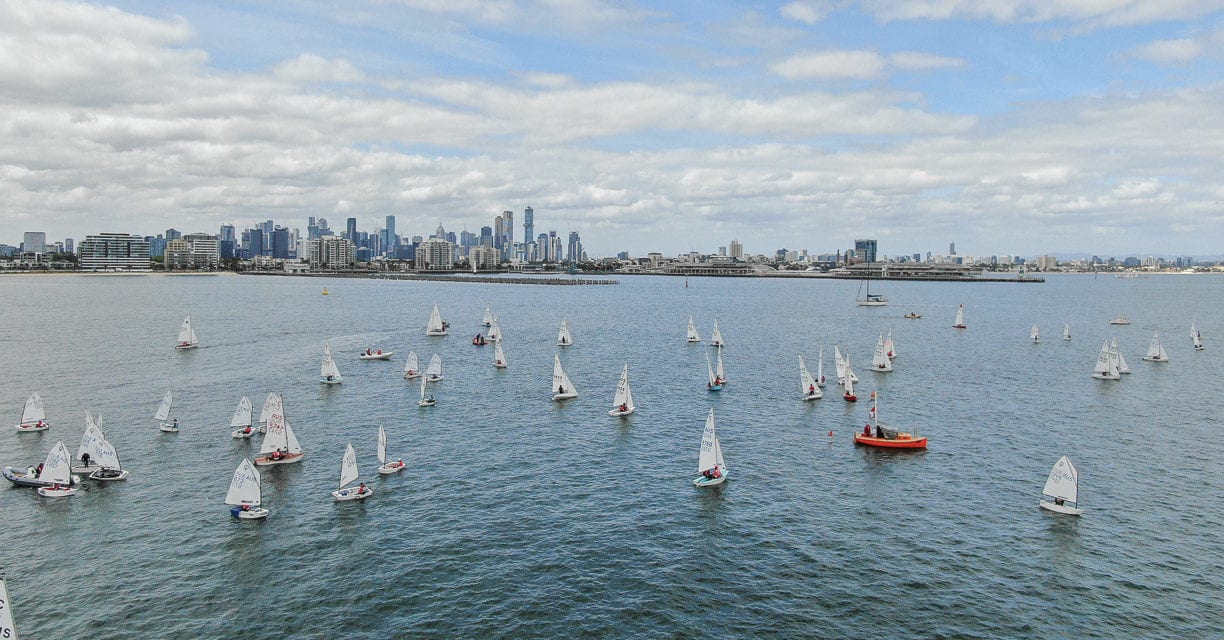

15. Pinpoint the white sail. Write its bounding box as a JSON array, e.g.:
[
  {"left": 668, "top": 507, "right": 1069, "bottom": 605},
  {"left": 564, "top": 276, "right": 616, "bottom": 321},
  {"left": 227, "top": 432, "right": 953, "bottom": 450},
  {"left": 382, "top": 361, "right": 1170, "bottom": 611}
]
[
  {"left": 338, "top": 443, "right": 359, "bottom": 490},
  {"left": 426, "top": 354, "right": 443, "bottom": 379},
  {"left": 154, "top": 391, "right": 173, "bottom": 421},
  {"left": 259, "top": 392, "right": 276, "bottom": 424},
  {"left": 706, "top": 353, "right": 717, "bottom": 386},
  {"left": 493, "top": 340, "right": 507, "bottom": 367},
  {"left": 834, "top": 346, "right": 859, "bottom": 384},
  {"left": 488, "top": 320, "right": 502, "bottom": 342},
  {"left": 1092, "top": 340, "right": 1111, "bottom": 377},
  {"left": 1042, "top": 455, "right": 1079, "bottom": 504},
  {"left": 884, "top": 330, "right": 896, "bottom": 360},
  {"left": 799, "top": 355, "right": 821, "bottom": 398},
  {"left": 1191, "top": 319, "right": 1203, "bottom": 349},
  {"left": 954, "top": 304, "right": 965, "bottom": 327},
  {"left": 1063, "top": 323, "right": 1071, "bottom": 340},
  {"left": 844, "top": 354, "right": 856, "bottom": 397},
  {"left": 19, "top": 393, "right": 45, "bottom": 425},
  {"left": 0, "top": 574, "right": 17, "bottom": 640},
  {"left": 92, "top": 436, "right": 121, "bottom": 470},
  {"left": 697, "top": 409, "right": 725, "bottom": 474},
  {"left": 177, "top": 315, "right": 199, "bottom": 347},
  {"left": 230, "top": 396, "right": 252, "bottom": 428},
  {"left": 612, "top": 364, "right": 634, "bottom": 410},
  {"left": 1111, "top": 337, "right": 1131, "bottom": 373},
  {"left": 403, "top": 351, "right": 419, "bottom": 377},
  {"left": 77, "top": 421, "right": 106, "bottom": 462},
  {"left": 40, "top": 441, "right": 73, "bottom": 485},
  {"left": 225, "top": 459, "right": 262, "bottom": 507},
  {"left": 816, "top": 347, "right": 826, "bottom": 386},
  {"left": 552, "top": 355, "right": 576, "bottom": 397},
  {"left": 419, "top": 373, "right": 429, "bottom": 402},
  {"left": 558, "top": 318, "right": 573, "bottom": 346},
  {"left": 1145, "top": 332, "right": 1168, "bottom": 361},
  {"left": 284, "top": 414, "right": 302, "bottom": 455},
  {"left": 871, "top": 334, "right": 893, "bottom": 371},
  {"left": 715, "top": 346, "right": 725, "bottom": 381},
  {"left": 687, "top": 316, "right": 701, "bottom": 342},
  {"left": 711, "top": 320, "right": 724, "bottom": 347},
  {"left": 482, "top": 305, "right": 494, "bottom": 326},
  {"left": 427, "top": 303, "right": 447, "bottom": 335},
  {"left": 1031, "top": 325, "right": 1040, "bottom": 342},
  {"left": 258, "top": 394, "right": 287, "bottom": 454},
  {"left": 377, "top": 425, "right": 387, "bottom": 465},
  {"left": 321, "top": 341, "right": 342, "bottom": 382}
]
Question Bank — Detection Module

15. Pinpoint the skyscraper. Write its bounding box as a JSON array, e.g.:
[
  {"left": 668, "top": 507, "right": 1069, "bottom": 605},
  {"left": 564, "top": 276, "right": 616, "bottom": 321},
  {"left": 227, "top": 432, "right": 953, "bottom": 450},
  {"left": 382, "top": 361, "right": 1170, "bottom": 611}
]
[
  {"left": 854, "top": 239, "right": 877, "bottom": 264},
  {"left": 346, "top": 217, "right": 357, "bottom": 242},
  {"left": 21, "top": 232, "right": 46, "bottom": 253},
  {"left": 949, "top": 241, "right": 956, "bottom": 255},
  {"left": 567, "top": 231, "right": 581, "bottom": 263},
  {"left": 502, "top": 210, "right": 513, "bottom": 256},
  {"left": 523, "top": 206, "right": 534, "bottom": 249},
  {"left": 729, "top": 240, "right": 744, "bottom": 260},
  {"left": 493, "top": 215, "right": 504, "bottom": 252}
]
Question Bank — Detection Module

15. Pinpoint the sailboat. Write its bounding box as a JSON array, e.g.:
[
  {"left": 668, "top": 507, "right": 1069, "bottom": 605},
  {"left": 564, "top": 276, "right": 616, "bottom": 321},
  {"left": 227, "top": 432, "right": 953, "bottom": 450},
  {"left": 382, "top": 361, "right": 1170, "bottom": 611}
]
[
  {"left": 230, "top": 396, "right": 255, "bottom": 439},
  {"left": 710, "top": 320, "right": 724, "bottom": 348},
  {"left": 1031, "top": 325, "right": 1041, "bottom": 343},
  {"left": 854, "top": 391, "right": 927, "bottom": 448},
  {"left": 14, "top": 393, "right": 49, "bottom": 432},
  {"left": 377, "top": 424, "right": 405, "bottom": 474},
  {"left": 36, "top": 441, "right": 77, "bottom": 497},
  {"left": 226, "top": 459, "right": 268, "bottom": 519},
  {"left": 953, "top": 304, "right": 967, "bottom": 329},
  {"left": 2, "top": 443, "right": 81, "bottom": 489},
  {"left": 332, "top": 443, "right": 371, "bottom": 501},
  {"left": 493, "top": 339, "right": 507, "bottom": 369},
  {"left": 1039, "top": 455, "right": 1083, "bottom": 515},
  {"left": 706, "top": 353, "right": 723, "bottom": 392},
  {"left": 833, "top": 346, "right": 859, "bottom": 385},
  {"left": 1109, "top": 316, "right": 1131, "bottom": 325},
  {"left": 425, "top": 354, "right": 443, "bottom": 382},
  {"left": 254, "top": 393, "right": 304, "bottom": 466},
  {"left": 320, "top": 340, "right": 342, "bottom": 384},
  {"left": 884, "top": 330, "right": 897, "bottom": 360},
  {"left": 1063, "top": 323, "right": 1071, "bottom": 341},
  {"left": 552, "top": 354, "right": 578, "bottom": 400},
  {"left": 488, "top": 319, "right": 502, "bottom": 343},
  {"left": 799, "top": 355, "right": 822, "bottom": 400},
  {"left": 871, "top": 334, "right": 893, "bottom": 372},
  {"left": 175, "top": 315, "right": 199, "bottom": 349},
  {"left": 358, "top": 346, "right": 394, "bottom": 360},
  {"left": 608, "top": 364, "right": 635, "bottom": 416},
  {"left": 482, "top": 305, "right": 494, "bottom": 327},
  {"left": 686, "top": 316, "right": 701, "bottom": 343},
  {"left": 0, "top": 572, "right": 20, "bottom": 638},
  {"left": 1192, "top": 319, "right": 1204, "bottom": 350},
  {"left": 426, "top": 303, "right": 448, "bottom": 336},
  {"left": 1091, "top": 340, "right": 1120, "bottom": 380},
  {"left": 693, "top": 408, "right": 727, "bottom": 487},
  {"left": 557, "top": 318, "right": 573, "bottom": 346},
  {"left": 1142, "top": 331, "right": 1169, "bottom": 362},
  {"left": 1110, "top": 337, "right": 1131, "bottom": 374},
  {"left": 842, "top": 354, "right": 858, "bottom": 402},
  {"left": 417, "top": 374, "right": 436, "bottom": 407},
  {"left": 155, "top": 390, "right": 178, "bottom": 432},
  {"left": 856, "top": 262, "right": 888, "bottom": 306},
  {"left": 87, "top": 433, "right": 128, "bottom": 481},
  {"left": 72, "top": 412, "right": 106, "bottom": 475},
  {"left": 816, "top": 347, "right": 826, "bottom": 386},
  {"left": 715, "top": 345, "right": 726, "bottom": 383},
  {"left": 403, "top": 351, "right": 420, "bottom": 379}
]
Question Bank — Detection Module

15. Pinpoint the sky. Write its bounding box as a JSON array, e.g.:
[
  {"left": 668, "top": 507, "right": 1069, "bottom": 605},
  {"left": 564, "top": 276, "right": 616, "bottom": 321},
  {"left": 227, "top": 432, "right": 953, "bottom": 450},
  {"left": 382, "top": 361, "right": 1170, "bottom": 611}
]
[{"left": 1, "top": 0, "right": 1222, "bottom": 258}]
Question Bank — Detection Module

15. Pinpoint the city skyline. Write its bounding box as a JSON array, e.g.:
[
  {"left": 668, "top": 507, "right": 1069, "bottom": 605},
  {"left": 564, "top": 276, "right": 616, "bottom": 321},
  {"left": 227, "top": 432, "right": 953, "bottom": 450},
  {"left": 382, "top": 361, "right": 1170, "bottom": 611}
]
[{"left": 1, "top": 1, "right": 1222, "bottom": 255}]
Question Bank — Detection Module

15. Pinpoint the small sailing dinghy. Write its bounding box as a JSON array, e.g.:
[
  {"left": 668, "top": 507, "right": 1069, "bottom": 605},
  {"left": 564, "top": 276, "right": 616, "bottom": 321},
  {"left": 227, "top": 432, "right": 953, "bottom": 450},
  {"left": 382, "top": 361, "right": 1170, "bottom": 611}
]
[
  {"left": 608, "top": 364, "right": 635, "bottom": 416},
  {"left": 552, "top": 355, "right": 578, "bottom": 400},
  {"left": 903, "top": 312, "right": 922, "bottom": 319},
  {"left": 403, "top": 351, "right": 420, "bottom": 379},
  {"left": 1031, "top": 325, "right": 1041, "bottom": 344},
  {"left": 426, "top": 354, "right": 443, "bottom": 382},
  {"left": 816, "top": 347, "right": 827, "bottom": 386},
  {"left": 88, "top": 433, "right": 128, "bottom": 481},
  {"left": 706, "top": 353, "right": 723, "bottom": 392},
  {"left": 1111, "top": 337, "right": 1131, "bottom": 374},
  {"left": 155, "top": 391, "right": 179, "bottom": 432},
  {"left": 493, "top": 339, "right": 507, "bottom": 369},
  {"left": 358, "top": 347, "right": 394, "bottom": 360},
  {"left": 884, "top": 330, "right": 897, "bottom": 361},
  {"left": 377, "top": 424, "right": 405, "bottom": 474},
  {"left": 482, "top": 305, "right": 495, "bottom": 328},
  {"left": 320, "top": 340, "right": 342, "bottom": 384},
  {"left": 1091, "top": 340, "right": 1120, "bottom": 380},
  {"left": 1191, "top": 319, "right": 1204, "bottom": 351},
  {"left": 1063, "top": 323, "right": 1071, "bottom": 341},
  {"left": 36, "top": 441, "right": 77, "bottom": 497},
  {"left": 799, "top": 355, "right": 822, "bottom": 400},
  {"left": 693, "top": 408, "right": 728, "bottom": 488},
  {"left": 332, "top": 443, "right": 371, "bottom": 501},
  {"left": 833, "top": 346, "right": 859, "bottom": 385},
  {"left": 226, "top": 459, "right": 268, "bottom": 519},
  {"left": 1039, "top": 455, "right": 1083, "bottom": 516},
  {"left": 0, "top": 572, "right": 20, "bottom": 638},
  {"left": 487, "top": 319, "right": 502, "bottom": 343},
  {"left": 710, "top": 320, "right": 724, "bottom": 348},
  {"left": 175, "top": 315, "right": 199, "bottom": 349},
  {"left": 14, "top": 393, "right": 49, "bottom": 432},
  {"left": 953, "top": 304, "right": 967, "bottom": 329},
  {"left": 1142, "top": 331, "right": 1169, "bottom": 362},
  {"left": 842, "top": 354, "right": 858, "bottom": 402},
  {"left": 72, "top": 411, "right": 106, "bottom": 475},
  {"left": 230, "top": 396, "right": 255, "bottom": 439},
  {"left": 426, "top": 303, "right": 448, "bottom": 336},
  {"left": 254, "top": 394, "right": 304, "bottom": 466},
  {"left": 418, "top": 375, "right": 436, "bottom": 407},
  {"left": 871, "top": 334, "right": 893, "bottom": 372},
  {"left": 854, "top": 391, "right": 926, "bottom": 449},
  {"left": 557, "top": 318, "right": 573, "bottom": 346},
  {"left": 686, "top": 316, "right": 701, "bottom": 343}
]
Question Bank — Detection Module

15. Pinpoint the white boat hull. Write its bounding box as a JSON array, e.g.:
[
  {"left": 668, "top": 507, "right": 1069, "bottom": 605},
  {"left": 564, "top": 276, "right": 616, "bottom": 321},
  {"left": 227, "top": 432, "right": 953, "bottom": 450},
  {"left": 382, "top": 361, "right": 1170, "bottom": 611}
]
[
  {"left": 403, "top": 372, "right": 420, "bottom": 379},
  {"left": 687, "top": 338, "right": 701, "bottom": 343},
  {"left": 378, "top": 461, "right": 406, "bottom": 474},
  {"left": 1142, "top": 356, "right": 1168, "bottom": 362},
  {"left": 1091, "top": 373, "right": 1120, "bottom": 380},
  {"left": 159, "top": 424, "right": 180, "bottom": 433},
  {"left": 175, "top": 344, "right": 199, "bottom": 350},
  {"left": 232, "top": 506, "right": 269, "bottom": 519},
  {"left": 71, "top": 464, "right": 103, "bottom": 476},
  {"left": 359, "top": 352, "right": 394, "bottom": 360},
  {"left": 1040, "top": 500, "right": 1083, "bottom": 516},
  {"left": 89, "top": 468, "right": 129, "bottom": 481},
  {"left": 418, "top": 399, "right": 436, "bottom": 407},
  {"left": 609, "top": 407, "right": 635, "bottom": 416},
  {"left": 332, "top": 486, "right": 372, "bottom": 501},
  {"left": 426, "top": 375, "right": 444, "bottom": 382},
  {"left": 38, "top": 486, "right": 78, "bottom": 497},
  {"left": 493, "top": 363, "right": 506, "bottom": 369},
  {"left": 857, "top": 300, "right": 888, "bottom": 307},
  {"left": 15, "top": 423, "right": 50, "bottom": 432},
  {"left": 427, "top": 330, "right": 448, "bottom": 336},
  {"left": 803, "top": 393, "right": 822, "bottom": 401},
  {"left": 693, "top": 473, "right": 728, "bottom": 487},
  {"left": 232, "top": 428, "right": 256, "bottom": 439},
  {"left": 320, "top": 378, "right": 342, "bottom": 385},
  {"left": 553, "top": 392, "right": 578, "bottom": 401}
]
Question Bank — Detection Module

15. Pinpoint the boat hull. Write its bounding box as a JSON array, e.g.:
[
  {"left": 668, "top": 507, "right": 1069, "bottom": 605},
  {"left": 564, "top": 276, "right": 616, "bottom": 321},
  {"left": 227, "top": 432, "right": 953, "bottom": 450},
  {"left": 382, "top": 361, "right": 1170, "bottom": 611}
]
[
  {"left": 707, "top": 384, "right": 722, "bottom": 392},
  {"left": 1142, "top": 356, "right": 1168, "bottom": 362},
  {"left": 843, "top": 393, "right": 857, "bottom": 402},
  {"left": 427, "top": 375, "right": 444, "bottom": 382},
  {"left": 38, "top": 486, "right": 78, "bottom": 497},
  {"left": 418, "top": 399, "right": 436, "bottom": 407},
  {"left": 378, "top": 462, "right": 406, "bottom": 474},
  {"left": 609, "top": 407, "right": 635, "bottom": 416},
  {"left": 89, "top": 468, "right": 129, "bottom": 481},
  {"left": 1039, "top": 500, "right": 1083, "bottom": 516},
  {"left": 232, "top": 506, "right": 269, "bottom": 519},
  {"left": 175, "top": 344, "right": 199, "bottom": 350},
  {"left": 687, "top": 338, "right": 701, "bottom": 343},
  {"left": 1091, "top": 373, "right": 1120, "bottom": 380},
  {"left": 3, "top": 467, "right": 81, "bottom": 488},
  {"left": 854, "top": 434, "right": 926, "bottom": 449},
  {"left": 427, "top": 330, "right": 448, "bottom": 336},
  {"left": 403, "top": 372, "right": 420, "bottom": 379},
  {"left": 857, "top": 300, "right": 888, "bottom": 307},
  {"left": 159, "top": 424, "right": 180, "bottom": 433},
  {"left": 320, "top": 378, "right": 342, "bottom": 385},
  {"left": 358, "top": 352, "right": 394, "bottom": 360},
  {"left": 15, "top": 423, "right": 50, "bottom": 432},
  {"left": 71, "top": 464, "right": 103, "bottom": 476},
  {"left": 552, "top": 392, "right": 578, "bottom": 401},
  {"left": 803, "top": 393, "right": 822, "bottom": 401},
  {"left": 693, "top": 473, "right": 727, "bottom": 487},
  {"left": 953, "top": 324, "right": 967, "bottom": 329},
  {"left": 254, "top": 452, "right": 304, "bottom": 466},
  {"left": 232, "top": 428, "right": 255, "bottom": 439},
  {"left": 332, "top": 487, "right": 372, "bottom": 501},
  {"left": 493, "top": 363, "right": 506, "bottom": 369}
]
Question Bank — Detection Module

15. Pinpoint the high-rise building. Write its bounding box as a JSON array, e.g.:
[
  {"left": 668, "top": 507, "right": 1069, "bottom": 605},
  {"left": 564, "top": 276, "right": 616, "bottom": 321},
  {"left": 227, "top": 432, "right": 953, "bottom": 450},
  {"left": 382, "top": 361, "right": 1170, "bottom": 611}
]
[
  {"left": 502, "top": 210, "right": 513, "bottom": 256},
  {"left": 566, "top": 231, "right": 582, "bottom": 263},
  {"left": 415, "top": 238, "right": 454, "bottom": 270},
  {"left": 305, "top": 237, "right": 355, "bottom": 268},
  {"left": 949, "top": 241, "right": 956, "bottom": 255},
  {"left": 245, "top": 228, "right": 264, "bottom": 259},
  {"left": 470, "top": 245, "right": 500, "bottom": 270},
  {"left": 63, "top": 238, "right": 74, "bottom": 254},
  {"left": 272, "top": 228, "right": 291, "bottom": 259},
  {"left": 480, "top": 226, "right": 493, "bottom": 246},
  {"left": 346, "top": 217, "right": 357, "bottom": 242},
  {"left": 384, "top": 215, "right": 397, "bottom": 254},
  {"left": 854, "top": 239, "right": 878, "bottom": 264},
  {"left": 78, "top": 233, "right": 151, "bottom": 271},
  {"left": 219, "top": 225, "right": 236, "bottom": 243},
  {"left": 165, "top": 228, "right": 182, "bottom": 242},
  {"left": 537, "top": 233, "right": 549, "bottom": 261},
  {"left": 729, "top": 240, "right": 744, "bottom": 260},
  {"left": 494, "top": 215, "right": 504, "bottom": 252},
  {"left": 167, "top": 233, "right": 220, "bottom": 269},
  {"left": 523, "top": 206, "right": 534, "bottom": 250}
]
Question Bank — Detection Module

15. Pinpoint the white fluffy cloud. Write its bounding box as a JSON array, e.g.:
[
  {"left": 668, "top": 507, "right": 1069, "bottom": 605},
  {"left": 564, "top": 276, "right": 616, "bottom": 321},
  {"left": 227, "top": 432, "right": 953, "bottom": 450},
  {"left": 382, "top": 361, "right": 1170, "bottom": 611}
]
[
  {"left": 1128, "top": 27, "right": 1224, "bottom": 64},
  {"left": 771, "top": 49, "right": 967, "bottom": 80},
  {"left": 860, "top": 0, "right": 1220, "bottom": 27}
]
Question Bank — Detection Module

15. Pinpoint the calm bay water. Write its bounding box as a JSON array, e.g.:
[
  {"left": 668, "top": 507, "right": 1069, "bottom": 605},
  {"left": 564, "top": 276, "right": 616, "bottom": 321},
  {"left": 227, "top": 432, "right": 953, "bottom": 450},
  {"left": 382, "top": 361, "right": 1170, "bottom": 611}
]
[{"left": 1, "top": 272, "right": 1222, "bottom": 638}]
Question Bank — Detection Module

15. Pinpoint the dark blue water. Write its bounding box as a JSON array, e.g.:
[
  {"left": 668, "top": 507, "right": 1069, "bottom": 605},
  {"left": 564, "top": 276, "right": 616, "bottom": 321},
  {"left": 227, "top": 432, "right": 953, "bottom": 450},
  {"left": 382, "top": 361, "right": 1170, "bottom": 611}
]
[{"left": 1, "top": 272, "right": 1221, "bottom": 638}]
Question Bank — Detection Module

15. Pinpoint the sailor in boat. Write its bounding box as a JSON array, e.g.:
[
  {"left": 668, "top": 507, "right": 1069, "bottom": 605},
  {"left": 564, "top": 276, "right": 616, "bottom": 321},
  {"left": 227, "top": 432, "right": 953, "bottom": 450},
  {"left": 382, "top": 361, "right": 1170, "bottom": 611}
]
[
  {"left": 1054, "top": 498, "right": 1065, "bottom": 506},
  {"left": 701, "top": 466, "right": 722, "bottom": 480},
  {"left": 240, "top": 504, "right": 251, "bottom": 513},
  {"left": 326, "top": 374, "right": 335, "bottom": 382},
  {"left": 619, "top": 403, "right": 629, "bottom": 413},
  {"left": 365, "top": 348, "right": 372, "bottom": 356},
  {"left": 171, "top": 418, "right": 179, "bottom": 429},
  {"left": 558, "top": 385, "right": 565, "bottom": 394},
  {"left": 95, "top": 467, "right": 122, "bottom": 479},
  {"left": 242, "top": 426, "right": 252, "bottom": 435},
  {"left": 80, "top": 452, "right": 91, "bottom": 468},
  {"left": 359, "top": 482, "right": 370, "bottom": 495},
  {"left": 37, "top": 420, "right": 45, "bottom": 428},
  {"left": 35, "top": 463, "right": 43, "bottom": 477},
  {"left": 863, "top": 424, "right": 872, "bottom": 437},
  {"left": 809, "top": 384, "right": 816, "bottom": 395},
  {"left": 270, "top": 448, "right": 287, "bottom": 461}
]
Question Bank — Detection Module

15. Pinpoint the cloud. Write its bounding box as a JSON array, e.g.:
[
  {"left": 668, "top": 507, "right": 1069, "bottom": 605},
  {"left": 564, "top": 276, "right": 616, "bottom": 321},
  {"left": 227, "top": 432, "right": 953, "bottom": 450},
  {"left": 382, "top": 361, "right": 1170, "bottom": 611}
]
[
  {"left": 860, "top": 0, "right": 1221, "bottom": 28},
  {"left": 771, "top": 49, "right": 967, "bottom": 80},
  {"left": 779, "top": 1, "right": 829, "bottom": 25},
  {"left": 273, "top": 54, "right": 365, "bottom": 83},
  {"left": 888, "top": 51, "right": 967, "bottom": 70},
  {"left": 1128, "top": 28, "right": 1224, "bottom": 64}
]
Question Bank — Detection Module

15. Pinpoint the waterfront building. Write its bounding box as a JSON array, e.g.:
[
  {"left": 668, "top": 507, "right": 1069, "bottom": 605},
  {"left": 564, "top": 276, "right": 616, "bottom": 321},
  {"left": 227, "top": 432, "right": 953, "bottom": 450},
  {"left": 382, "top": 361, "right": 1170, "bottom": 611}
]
[
  {"left": 854, "top": 239, "right": 878, "bottom": 264},
  {"left": 729, "top": 240, "right": 744, "bottom": 260},
  {"left": 523, "top": 206, "right": 534, "bottom": 252},
  {"left": 304, "top": 236, "right": 355, "bottom": 268},
  {"left": 166, "top": 233, "right": 220, "bottom": 269},
  {"left": 165, "top": 228, "right": 182, "bottom": 242},
  {"left": 78, "top": 233, "right": 151, "bottom": 271},
  {"left": 272, "top": 228, "right": 291, "bottom": 259},
  {"left": 415, "top": 238, "right": 454, "bottom": 270},
  {"left": 21, "top": 231, "right": 47, "bottom": 254},
  {"left": 471, "top": 245, "right": 500, "bottom": 270},
  {"left": 567, "top": 231, "right": 582, "bottom": 263}
]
